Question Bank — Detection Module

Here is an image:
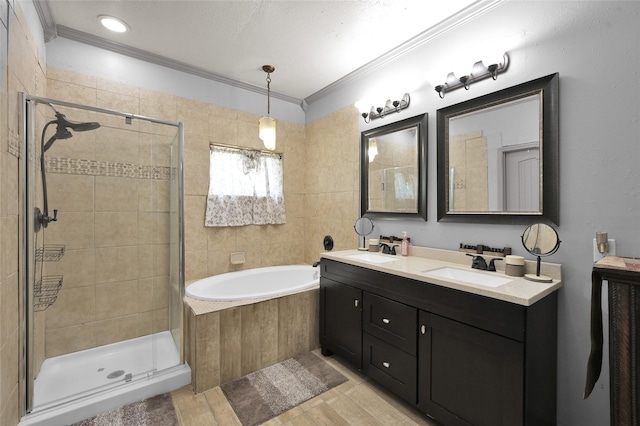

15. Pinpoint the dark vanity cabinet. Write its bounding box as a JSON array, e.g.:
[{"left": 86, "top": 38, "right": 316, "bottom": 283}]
[
  {"left": 319, "top": 275, "right": 363, "bottom": 368},
  {"left": 319, "top": 258, "right": 558, "bottom": 426}
]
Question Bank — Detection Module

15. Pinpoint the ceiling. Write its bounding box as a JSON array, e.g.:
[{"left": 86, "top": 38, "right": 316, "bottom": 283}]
[{"left": 38, "top": 0, "right": 493, "bottom": 103}]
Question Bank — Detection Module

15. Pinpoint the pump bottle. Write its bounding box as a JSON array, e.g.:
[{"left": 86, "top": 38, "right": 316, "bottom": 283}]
[{"left": 401, "top": 231, "right": 409, "bottom": 256}]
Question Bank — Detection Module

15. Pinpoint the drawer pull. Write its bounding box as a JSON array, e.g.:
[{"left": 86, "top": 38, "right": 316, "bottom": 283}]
[
  {"left": 382, "top": 362, "right": 391, "bottom": 368},
  {"left": 382, "top": 318, "right": 390, "bottom": 324},
  {"left": 354, "top": 299, "right": 359, "bottom": 308},
  {"left": 421, "top": 325, "right": 427, "bottom": 335}
]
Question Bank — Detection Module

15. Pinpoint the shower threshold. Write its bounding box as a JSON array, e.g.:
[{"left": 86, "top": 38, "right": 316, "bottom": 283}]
[{"left": 19, "top": 331, "right": 191, "bottom": 426}]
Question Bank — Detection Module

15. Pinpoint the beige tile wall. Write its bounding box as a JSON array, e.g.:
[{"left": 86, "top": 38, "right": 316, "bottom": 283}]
[
  {"left": 1, "top": 1, "right": 48, "bottom": 424},
  {"left": 182, "top": 104, "right": 308, "bottom": 280},
  {"left": 304, "top": 108, "right": 361, "bottom": 263}
]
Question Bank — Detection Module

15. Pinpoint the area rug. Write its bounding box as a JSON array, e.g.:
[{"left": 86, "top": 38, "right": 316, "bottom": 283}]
[
  {"left": 70, "top": 392, "right": 178, "bottom": 426},
  {"left": 221, "top": 352, "right": 348, "bottom": 426}
]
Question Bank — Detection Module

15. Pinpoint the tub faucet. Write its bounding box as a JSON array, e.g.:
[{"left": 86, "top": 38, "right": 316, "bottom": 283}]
[{"left": 312, "top": 261, "right": 321, "bottom": 267}]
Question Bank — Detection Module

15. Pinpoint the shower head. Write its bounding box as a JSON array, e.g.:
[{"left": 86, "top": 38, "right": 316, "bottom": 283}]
[
  {"left": 54, "top": 112, "right": 101, "bottom": 132},
  {"left": 42, "top": 110, "right": 101, "bottom": 152}
]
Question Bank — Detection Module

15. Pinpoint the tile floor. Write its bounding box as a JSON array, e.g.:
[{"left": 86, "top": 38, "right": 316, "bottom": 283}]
[{"left": 170, "top": 350, "right": 439, "bottom": 425}]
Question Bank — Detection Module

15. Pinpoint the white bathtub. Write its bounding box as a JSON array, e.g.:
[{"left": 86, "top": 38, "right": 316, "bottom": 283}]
[{"left": 186, "top": 265, "right": 320, "bottom": 301}]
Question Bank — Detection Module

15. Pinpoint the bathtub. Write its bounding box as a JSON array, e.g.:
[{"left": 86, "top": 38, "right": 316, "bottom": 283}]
[{"left": 186, "top": 265, "right": 320, "bottom": 301}]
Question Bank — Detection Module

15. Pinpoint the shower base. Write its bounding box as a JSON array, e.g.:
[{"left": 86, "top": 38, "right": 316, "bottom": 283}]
[{"left": 19, "top": 331, "right": 191, "bottom": 426}]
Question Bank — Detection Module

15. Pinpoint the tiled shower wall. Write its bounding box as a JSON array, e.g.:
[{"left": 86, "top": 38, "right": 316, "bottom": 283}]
[
  {"left": 304, "top": 108, "right": 360, "bottom": 260},
  {"left": 1, "top": 1, "right": 47, "bottom": 424},
  {"left": 38, "top": 106, "right": 175, "bottom": 359}
]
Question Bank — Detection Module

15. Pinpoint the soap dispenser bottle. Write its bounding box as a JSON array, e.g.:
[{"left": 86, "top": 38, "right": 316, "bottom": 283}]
[{"left": 401, "top": 231, "right": 409, "bottom": 256}]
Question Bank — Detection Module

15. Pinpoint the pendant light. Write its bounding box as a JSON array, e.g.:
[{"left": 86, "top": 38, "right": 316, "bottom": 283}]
[{"left": 259, "top": 65, "right": 276, "bottom": 150}]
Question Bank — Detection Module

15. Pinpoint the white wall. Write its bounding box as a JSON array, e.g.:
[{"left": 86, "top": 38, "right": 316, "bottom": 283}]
[
  {"left": 306, "top": 2, "right": 640, "bottom": 425},
  {"left": 42, "top": 1, "right": 640, "bottom": 425}
]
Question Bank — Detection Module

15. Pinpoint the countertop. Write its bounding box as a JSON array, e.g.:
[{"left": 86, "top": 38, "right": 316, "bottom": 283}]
[{"left": 321, "top": 247, "right": 562, "bottom": 306}]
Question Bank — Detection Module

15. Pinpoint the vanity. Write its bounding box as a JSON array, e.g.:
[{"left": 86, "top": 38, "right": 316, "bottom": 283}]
[{"left": 319, "top": 248, "right": 561, "bottom": 426}]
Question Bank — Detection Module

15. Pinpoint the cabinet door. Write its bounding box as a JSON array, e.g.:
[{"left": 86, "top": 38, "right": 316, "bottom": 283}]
[
  {"left": 418, "top": 311, "right": 524, "bottom": 426},
  {"left": 320, "top": 277, "right": 362, "bottom": 368}
]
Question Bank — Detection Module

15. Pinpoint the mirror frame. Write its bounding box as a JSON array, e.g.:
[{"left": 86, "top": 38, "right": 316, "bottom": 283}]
[
  {"left": 361, "top": 113, "right": 428, "bottom": 221},
  {"left": 437, "top": 73, "right": 559, "bottom": 225}
]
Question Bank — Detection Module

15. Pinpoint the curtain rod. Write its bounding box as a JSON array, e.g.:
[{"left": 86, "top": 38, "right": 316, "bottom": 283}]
[{"left": 210, "top": 142, "right": 283, "bottom": 157}]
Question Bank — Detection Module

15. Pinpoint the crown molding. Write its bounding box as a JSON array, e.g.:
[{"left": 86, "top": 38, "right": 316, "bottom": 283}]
[
  {"left": 55, "top": 26, "right": 303, "bottom": 106},
  {"left": 34, "top": 0, "right": 505, "bottom": 108},
  {"left": 303, "top": 0, "right": 507, "bottom": 104},
  {"left": 32, "top": 0, "right": 57, "bottom": 42}
]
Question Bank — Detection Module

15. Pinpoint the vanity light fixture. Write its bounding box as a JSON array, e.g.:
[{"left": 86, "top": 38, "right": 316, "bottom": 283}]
[
  {"left": 99, "top": 15, "right": 128, "bottom": 33},
  {"left": 258, "top": 65, "right": 276, "bottom": 150},
  {"left": 360, "top": 93, "right": 410, "bottom": 123},
  {"left": 434, "top": 52, "right": 509, "bottom": 99}
]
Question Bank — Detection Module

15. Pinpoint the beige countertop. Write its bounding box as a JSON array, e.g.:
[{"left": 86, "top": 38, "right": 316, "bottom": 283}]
[{"left": 321, "top": 247, "right": 562, "bottom": 306}]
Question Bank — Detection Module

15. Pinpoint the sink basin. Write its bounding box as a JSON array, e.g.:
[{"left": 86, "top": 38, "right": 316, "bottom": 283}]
[
  {"left": 347, "top": 253, "right": 399, "bottom": 264},
  {"left": 423, "top": 267, "right": 512, "bottom": 288}
]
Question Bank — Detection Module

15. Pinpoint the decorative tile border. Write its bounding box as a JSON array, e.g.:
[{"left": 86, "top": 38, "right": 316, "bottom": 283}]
[
  {"left": 46, "top": 157, "right": 172, "bottom": 180},
  {"left": 8, "top": 128, "right": 21, "bottom": 158}
]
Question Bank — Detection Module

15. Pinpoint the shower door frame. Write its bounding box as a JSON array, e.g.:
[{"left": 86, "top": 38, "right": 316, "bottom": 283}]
[{"left": 20, "top": 93, "right": 186, "bottom": 415}]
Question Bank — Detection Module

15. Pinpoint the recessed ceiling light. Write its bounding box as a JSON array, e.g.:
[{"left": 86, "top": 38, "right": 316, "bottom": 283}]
[{"left": 99, "top": 15, "right": 128, "bottom": 33}]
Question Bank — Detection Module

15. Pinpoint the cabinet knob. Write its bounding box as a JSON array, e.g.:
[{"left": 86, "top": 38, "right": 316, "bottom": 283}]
[
  {"left": 382, "top": 318, "right": 390, "bottom": 324},
  {"left": 354, "top": 299, "right": 359, "bottom": 307},
  {"left": 421, "top": 325, "right": 427, "bottom": 335},
  {"left": 382, "top": 362, "right": 391, "bottom": 368}
]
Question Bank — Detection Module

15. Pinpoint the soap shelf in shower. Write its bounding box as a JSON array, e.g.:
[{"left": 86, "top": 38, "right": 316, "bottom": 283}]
[
  {"left": 34, "top": 275, "right": 63, "bottom": 311},
  {"left": 35, "top": 244, "right": 66, "bottom": 262}
]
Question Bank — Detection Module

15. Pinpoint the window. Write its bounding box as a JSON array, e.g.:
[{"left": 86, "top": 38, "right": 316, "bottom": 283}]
[{"left": 205, "top": 145, "right": 286, "bottom": 227}]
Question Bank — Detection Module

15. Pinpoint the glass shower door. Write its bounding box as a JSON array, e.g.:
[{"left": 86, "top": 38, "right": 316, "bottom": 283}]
[{"left": 23, "top": 95, "right": 184, "bottom": 414}]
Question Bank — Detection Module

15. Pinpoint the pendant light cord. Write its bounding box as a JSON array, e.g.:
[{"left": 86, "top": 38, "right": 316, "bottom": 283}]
[{"left": 266, "top": 72, "right": 271, "bottom": 116}]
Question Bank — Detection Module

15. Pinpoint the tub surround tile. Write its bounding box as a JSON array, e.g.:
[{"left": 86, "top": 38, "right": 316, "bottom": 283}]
[
  {"left": 240, "top": 300, "right": 279, "bottom": 376},
  {"left": 219, "top": 308, "right": 242, "bottom": 384},
  {"left": 185, "top": 288, "right": 320, "bottom": 394}
]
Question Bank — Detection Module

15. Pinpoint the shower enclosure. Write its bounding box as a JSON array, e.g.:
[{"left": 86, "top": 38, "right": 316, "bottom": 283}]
[{"left": 19, "top": 94, "right": 190, "bottom": 425}]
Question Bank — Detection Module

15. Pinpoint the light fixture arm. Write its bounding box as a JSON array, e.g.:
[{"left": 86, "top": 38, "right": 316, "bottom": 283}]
[{"left": 434, "top": 53, "right": 510, "bottom": 98}]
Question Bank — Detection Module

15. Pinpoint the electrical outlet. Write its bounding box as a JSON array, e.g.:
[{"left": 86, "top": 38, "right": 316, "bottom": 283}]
[{"left": 593, "top": 238, "right": 616, "bottom": 262}]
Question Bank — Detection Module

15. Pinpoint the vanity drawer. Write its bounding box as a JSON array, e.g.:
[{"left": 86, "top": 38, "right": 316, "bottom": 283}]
[
  {"left": 363, "top": 333, "right": 417, "bottom": 404},
  {"left": 363, "top": 292, "right": 417, "bottom": 355}
]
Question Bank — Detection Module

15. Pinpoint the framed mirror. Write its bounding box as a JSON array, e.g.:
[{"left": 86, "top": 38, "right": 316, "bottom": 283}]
[
  {"left": 437, "top": 73, "right": 559, "bottom": 225},
  {"left": 361, "top": 113, "right": 428, "bottom": 220}
]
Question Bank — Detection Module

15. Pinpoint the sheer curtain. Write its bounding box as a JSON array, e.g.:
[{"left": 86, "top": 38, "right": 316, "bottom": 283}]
[{"left": 205, "top": 145, "right": 286, "bottom": 227}]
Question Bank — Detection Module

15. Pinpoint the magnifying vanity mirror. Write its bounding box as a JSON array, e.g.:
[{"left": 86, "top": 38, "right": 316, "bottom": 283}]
[
  {"left": 361, "top": 113, "right": 428, "bottom": 221},
  {"left": 437, "top": 73, "right": 559, "bottom": 225},
  {"left": 354, "top": 217, "right": 374, "bottom": 250},
  {"left": 522, "top": 223, "right": 561, "bottom": 283}
]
